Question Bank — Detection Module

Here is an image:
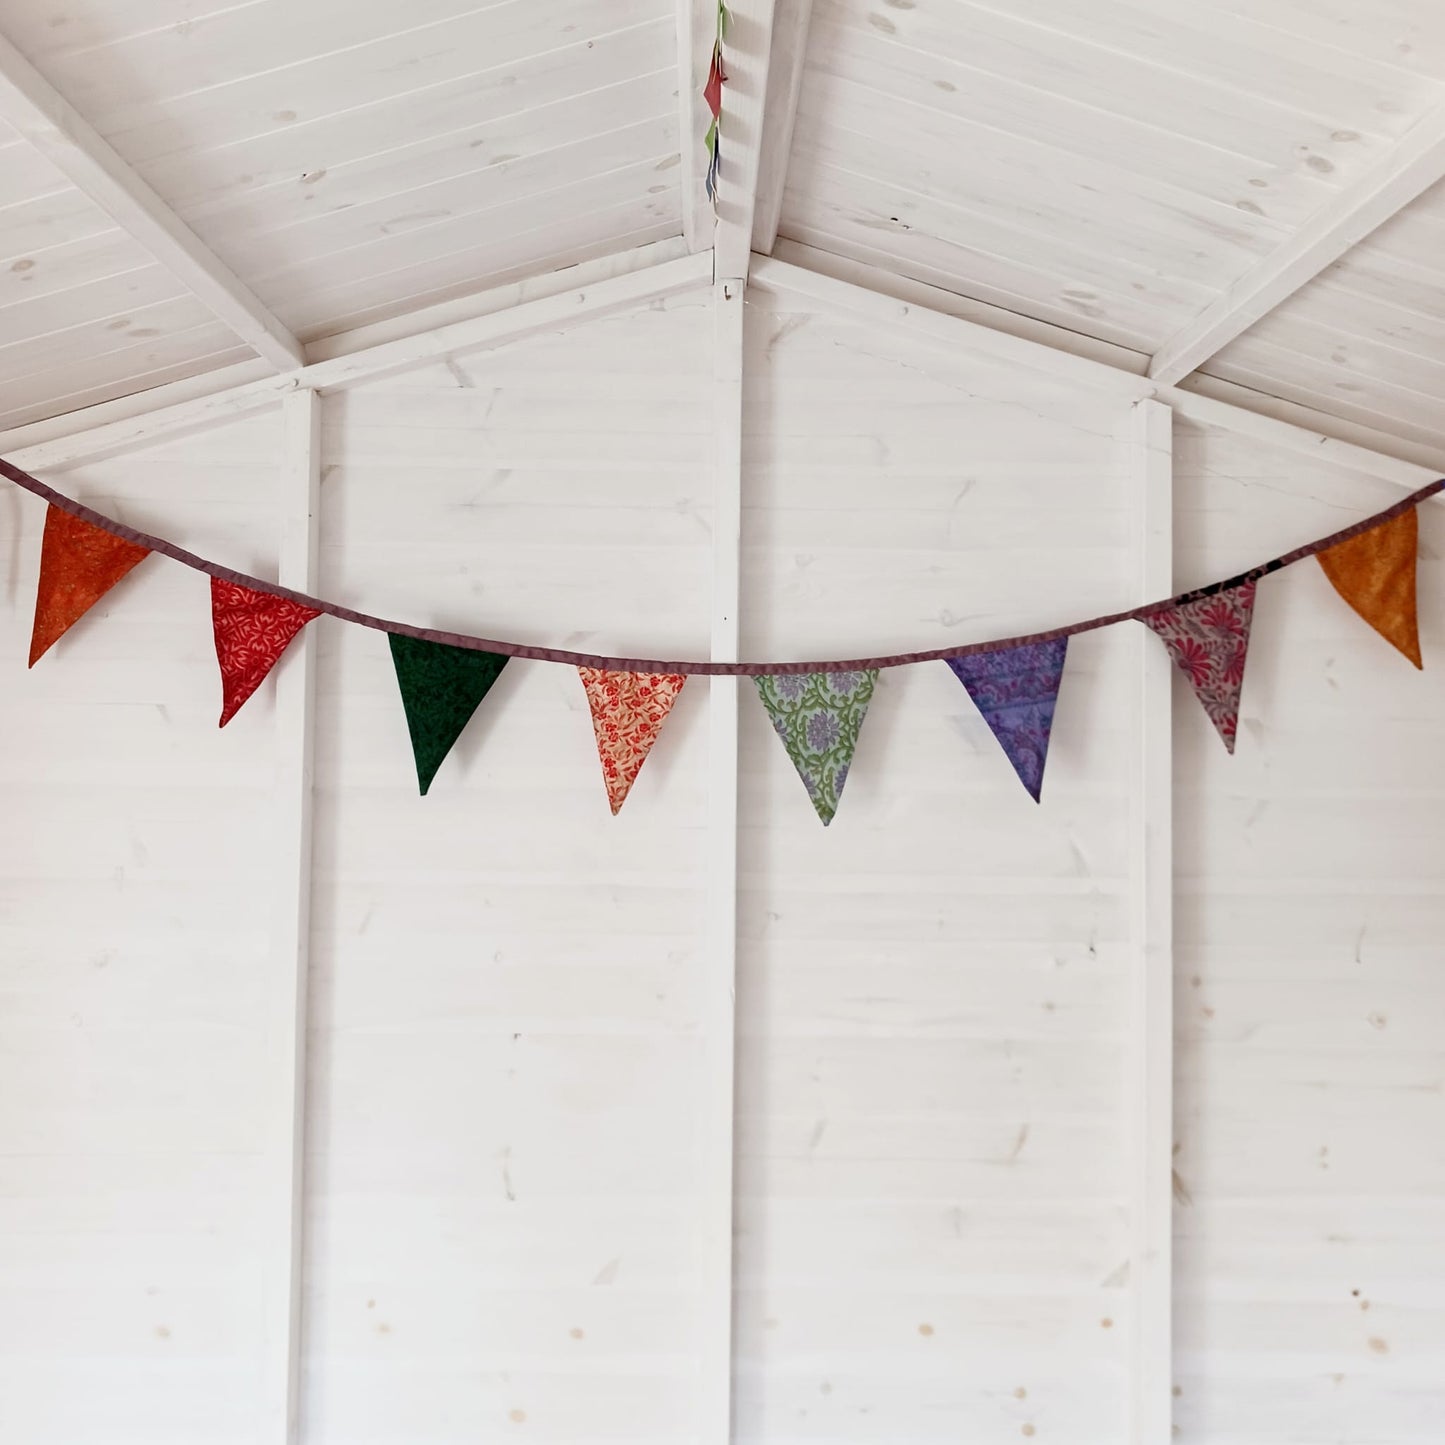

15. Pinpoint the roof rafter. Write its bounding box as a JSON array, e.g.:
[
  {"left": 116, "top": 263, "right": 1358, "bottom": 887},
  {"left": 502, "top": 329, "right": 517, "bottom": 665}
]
[
  {"left": 0, "top": 25, "right": 305, "bottom": 372},
  {"left": 1149, "top": 100, "right": 1445, "bottom": 387},
  {"left": 751, "top": 0, "right": 813, "bottom": 255},
  {"left": 712, "top": 0, "right": 780, "bottom": 280}
]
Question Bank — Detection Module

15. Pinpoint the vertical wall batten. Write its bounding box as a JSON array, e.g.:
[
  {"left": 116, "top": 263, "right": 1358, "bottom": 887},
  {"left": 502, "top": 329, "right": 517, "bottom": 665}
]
[
  {"left": 259, "top": 388, "right": 321, "bottom": 1443},
  {"left": 701, "top": 279, "right": 744, "bottom": 1444},
  {"left": 1128, "top": 396, "right": 1175, "bottom": 1444}
]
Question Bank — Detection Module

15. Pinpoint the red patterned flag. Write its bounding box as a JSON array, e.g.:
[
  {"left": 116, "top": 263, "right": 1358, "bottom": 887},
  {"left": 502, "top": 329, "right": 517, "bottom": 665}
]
[
  {"left": 29, "top": 505, "right": 150, "bottom": 666},
  {"left": 1316, "top": 508, "right": 1422, "bottom": 668},
  {"left": 211, "top": 578, "right": 320, "bottom": 727},
  {"left": 577, "top": 667, "right": 686, "bottom": 814},
  {"left": 703, "top": 45, "right": 725, "bottom": 118},
  {"left": 1142, "top": 580, "right": 1256, "bottom": 753}
]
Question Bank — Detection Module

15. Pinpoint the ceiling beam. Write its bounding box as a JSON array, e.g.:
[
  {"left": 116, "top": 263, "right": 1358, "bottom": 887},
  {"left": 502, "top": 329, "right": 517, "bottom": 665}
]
[
  {"left": 4, "top": 250, "right": 715, "bottom": 472},
  {"left": 0, "top": 25, "right": 305, "bottom": 371},
  {"left": 713, "top": 0, "right": 779, "bottom": 280},
  {"left": 751, "top": 0, "right": 813, "bottom": 255},
  {"left": 1149, "top": 100, "right": 1445, "bottom": 387},
  {"left": 676, "top": 0, "right": 714, "bottom": 252},
  {"left": 751, "top": 0, "right": 809, "bottom": 254}
]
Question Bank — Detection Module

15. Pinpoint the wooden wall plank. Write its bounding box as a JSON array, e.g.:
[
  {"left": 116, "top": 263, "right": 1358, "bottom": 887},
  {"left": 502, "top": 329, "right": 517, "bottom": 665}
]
[
  {"left": 0, "top": 409, "right": 285, "bottom": 1442},
  {"left": 258, "top": 389, "right": 322, "bottom": 1442},
  {"left": 733, "top": 285, "right": 1136, "bottom": 1444},
  {"left": 1127, "top": 396, "right": 1174, "bottom": 1443},
  {"left": 301, "top": 295, "right": 713, "bottom": 1444},
  {"left": 1170, "top": 419, "right": 1445, "bottom": 1445}
]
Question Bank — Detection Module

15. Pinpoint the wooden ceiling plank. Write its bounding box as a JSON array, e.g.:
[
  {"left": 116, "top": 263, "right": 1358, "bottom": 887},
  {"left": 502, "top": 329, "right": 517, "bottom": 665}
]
[
  {"left": 676, "top": 0, "right": 712, "bottom": 250},
  {"left": 0, "top": 24, "right": 305, "bottom": 370},
  {"left": 1149, "top": 100, "right": 1445, "bottom": 385},
  {"left": 751, "top": 0, "right": 813, "bottom": 255},
  {"left": 712, "top": 0, "right": 779, "bottom": 279}
]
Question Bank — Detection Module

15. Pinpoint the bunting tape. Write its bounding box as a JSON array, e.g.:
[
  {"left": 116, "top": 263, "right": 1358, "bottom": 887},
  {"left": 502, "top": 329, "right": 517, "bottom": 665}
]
[{"left": 1, "top": 456, "right": 1440, "bottom": 677}]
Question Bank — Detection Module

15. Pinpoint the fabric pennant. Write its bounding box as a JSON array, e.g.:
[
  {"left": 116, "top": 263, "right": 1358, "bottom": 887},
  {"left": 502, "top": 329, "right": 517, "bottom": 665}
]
[
  {"left": 1315, "top": 507, "right": 1422, "bottom": 667},
  {"left": 703, "top": 45, "right": 725, "bottom": 118},
  {"left": 1142, "top": 580, "right": 1256, "bottom": 753},
  {"left": 754, "top": 669, "right": 878, "bottom": 825},
  {"left": 29, "top": 505, "right": 150, "bottom": 666},
  {"left": 211, "top": 578, "right": 321, "bottom": 726},
  {"left": 705, "top": 128, "right": 721, "bottom": 202},
  {"left": 578, "top": 667, "right": 687, "bottom": 814},
  {"left": 946, "top": 637, "right": 1068, "bottom": 802},
  {"left": 389, "top": 634, "right": 509, "bottom": 795}
]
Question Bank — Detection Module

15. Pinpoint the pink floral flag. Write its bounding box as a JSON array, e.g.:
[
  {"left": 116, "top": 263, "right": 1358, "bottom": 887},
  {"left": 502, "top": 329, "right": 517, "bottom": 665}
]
[
  {"left": 577, "top": 667, "right": 687, "bottom": 814},
  {"left": 1141, "top": 580, "right": 1256, "bottom": 753}
]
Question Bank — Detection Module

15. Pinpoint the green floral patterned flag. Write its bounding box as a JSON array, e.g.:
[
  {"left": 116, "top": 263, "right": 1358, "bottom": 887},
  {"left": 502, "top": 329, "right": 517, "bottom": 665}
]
[
  {"left": 388, "top": 634, "right": 509, "bottom": 794},
  {"left": 753, "top": 668, "right": 878, "bottom": 825}
]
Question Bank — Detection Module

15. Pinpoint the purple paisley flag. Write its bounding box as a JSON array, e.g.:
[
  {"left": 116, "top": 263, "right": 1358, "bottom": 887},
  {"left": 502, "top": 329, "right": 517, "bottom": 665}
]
[
  {"left": 1141, "top": 580, "right": 1256, "bottom": 753},
  {"left": 946, "top": 637, "right": 1068, "bottom": 802}
]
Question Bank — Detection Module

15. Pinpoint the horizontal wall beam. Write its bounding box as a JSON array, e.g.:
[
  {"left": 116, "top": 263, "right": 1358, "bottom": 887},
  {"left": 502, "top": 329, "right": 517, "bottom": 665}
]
[
  {"left": 5, "top": 251, "right": 715, "bottom": 472},
  {"left": 5, "top": 243, "right": 1442, "bottom": 494},
  {"left": 749, "top": 255, "right": 1445, "bottom": 487}
]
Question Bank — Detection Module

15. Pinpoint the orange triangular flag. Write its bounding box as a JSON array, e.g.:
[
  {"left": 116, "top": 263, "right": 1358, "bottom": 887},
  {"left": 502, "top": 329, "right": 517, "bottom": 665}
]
[
  {"left": 1316, "top": 509, "right": 1422, "bottom": 667},
  {"left": 29, "top": 505, "right": 151, "bottom": 666},
  {"left": 577, "top": 667, "right": 686, "bottom": 814}
]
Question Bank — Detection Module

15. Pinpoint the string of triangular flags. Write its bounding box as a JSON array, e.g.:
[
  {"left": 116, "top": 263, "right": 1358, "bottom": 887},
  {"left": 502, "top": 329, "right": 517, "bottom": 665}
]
[
  {"left": 2, "top": 456, "right": 1438, "bottom": 825},
  {"left": 703, "top": 1, "right": 728, "bottom": 204}
]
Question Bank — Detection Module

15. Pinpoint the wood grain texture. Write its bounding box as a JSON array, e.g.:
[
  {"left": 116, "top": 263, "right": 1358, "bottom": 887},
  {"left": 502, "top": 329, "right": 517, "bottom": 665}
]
[
  {"left": 1171, "top": 418, "right": 1445, "bottom": 1445},
  {"left": 734, "top": 287, "right": 1137, "bottom": 1443},
  {"left": 0, "top": 410, "right": 285, "bottom": 1442},
  {"left": 302, "top": 294, "right": 714, "bottom": 1444}
]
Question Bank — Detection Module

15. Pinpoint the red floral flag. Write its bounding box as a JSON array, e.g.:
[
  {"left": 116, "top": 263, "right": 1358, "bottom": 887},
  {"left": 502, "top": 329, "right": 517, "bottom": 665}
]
[
  {"left": 1142, "top": 580, "right": 1256, "bottom": 753},
  {"left": 577, "top": 667, "right": 687, "bottom": 814},
  {"left": 29, "top": 505, "right": 150, "bottom": 666},
  {"left": 211, "top": 578, "right": 320, "bottom": 726}
]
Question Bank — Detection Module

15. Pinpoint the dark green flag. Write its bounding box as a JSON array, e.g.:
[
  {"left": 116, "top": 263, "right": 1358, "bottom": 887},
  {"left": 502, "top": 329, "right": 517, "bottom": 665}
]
[{"left": 388, "top": 634, "right": 509, "bottom": 795}]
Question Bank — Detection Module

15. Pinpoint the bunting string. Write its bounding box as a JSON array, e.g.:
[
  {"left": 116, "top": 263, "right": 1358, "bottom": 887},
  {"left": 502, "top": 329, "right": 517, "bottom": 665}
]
[{"left": 2, "top": 456, "right": 1438, "bottom": 678}]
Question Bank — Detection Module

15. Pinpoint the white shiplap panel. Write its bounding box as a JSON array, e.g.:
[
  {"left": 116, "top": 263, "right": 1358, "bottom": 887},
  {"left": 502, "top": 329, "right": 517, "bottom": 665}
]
[
  {"left": 781, "top": 161, "right": 1204, "bottom": 351},
  {"left": 211, "top": 114, "right": 678, "bottom": 282},
  {"left": 178, "top": 79, "right": 677, "bottom": 256},
  {"left": 262, "top": 167, "right": 682, "bottom": 340},
  {"left": 734, "top": 288, "right": 1137, "bottom": 1443},
  {"left": 136, "top": 20, "right": 677, "bottom": 216},
  {"left": 1171, "top": 419, "right": 1445, "bottom": 1445},
  {"left": 0, "top": 409, "right": 286, "bottom": 1441},
  {"left": 303, "top": 292, "right": 713, "bottom": 1445}
]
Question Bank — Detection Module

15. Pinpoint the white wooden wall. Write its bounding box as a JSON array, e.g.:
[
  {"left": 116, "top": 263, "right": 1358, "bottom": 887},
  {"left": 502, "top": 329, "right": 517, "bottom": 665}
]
[
  {"left": 735, "top": 288, "right": 1137, "bottom": 1442},
  {"left": 1171, "top": 423, "right": 1445, "bottom": 1442},
  {"left": 0, "top": 284, "right": 1441, "bottom": 1444},
  {"left": 0, "top": 411, "right": 285, "bottom": 1441}
]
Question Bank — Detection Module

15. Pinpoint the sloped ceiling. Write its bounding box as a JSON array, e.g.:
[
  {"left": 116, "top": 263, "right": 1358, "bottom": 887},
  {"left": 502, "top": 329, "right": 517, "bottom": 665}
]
[{"left": 3, "top": 0, "right": 1445, "bottom": 452}]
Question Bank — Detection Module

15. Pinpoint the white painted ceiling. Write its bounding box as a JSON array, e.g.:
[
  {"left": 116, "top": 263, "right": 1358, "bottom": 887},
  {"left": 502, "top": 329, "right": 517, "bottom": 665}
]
[{"left": 2, "top": 0, "right": 1445, "bottom": 450}]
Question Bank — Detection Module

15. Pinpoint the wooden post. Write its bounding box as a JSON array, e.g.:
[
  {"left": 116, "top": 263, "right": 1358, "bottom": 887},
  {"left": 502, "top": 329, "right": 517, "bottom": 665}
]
[
  {"left": 700, "top": 277, "right": 744, "bottom": 1444},
  {"left": 1127, "top": 396, "right": 1174, "bottom": 1444},
  {"left": 259, "top": 387, "right": 321, "bottom": 1442}
]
